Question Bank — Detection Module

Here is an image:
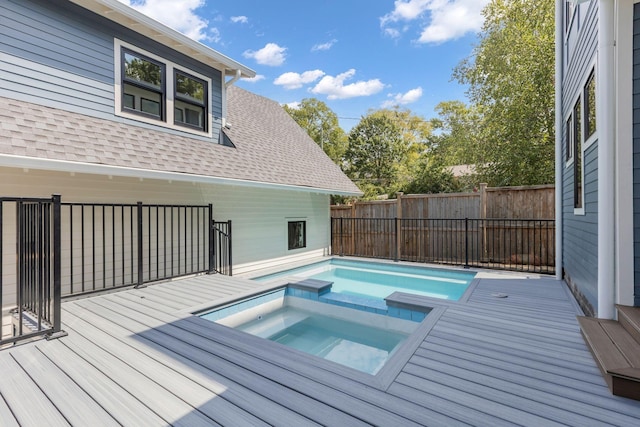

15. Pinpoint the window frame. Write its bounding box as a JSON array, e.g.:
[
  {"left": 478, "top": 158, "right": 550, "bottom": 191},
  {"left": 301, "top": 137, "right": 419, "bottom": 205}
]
[
  {"left": 174, "top": 69, "right": 208, "bottom": 132},
  {"left": 121, "top": 47, "right": 166, "bottom": 121},
  {"left": 287, "top": 220, "right": 307, "bottom": 251},
  {"left": 573, "top": 96, "right": 583, "bottom": 213},
  {"left": 114, "top": 39, "right": 213, "bottom": 137},
  {"left": 583, "top": 69, "right": 597, "bottom": 143}
]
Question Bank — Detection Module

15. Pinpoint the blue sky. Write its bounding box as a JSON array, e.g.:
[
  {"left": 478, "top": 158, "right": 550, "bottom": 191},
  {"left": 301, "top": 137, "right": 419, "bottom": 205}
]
[{"left": 120, "top": 0, "right": 490, "bottom": 130}]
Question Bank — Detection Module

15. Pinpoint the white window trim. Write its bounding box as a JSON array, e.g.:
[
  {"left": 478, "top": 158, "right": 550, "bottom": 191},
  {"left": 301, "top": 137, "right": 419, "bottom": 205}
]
[
  {"left": 564, "top": 113, "right": 574, "bottom": 167},
  {"left": 114, "top": 39, "right": 213, "bottom": 137}
]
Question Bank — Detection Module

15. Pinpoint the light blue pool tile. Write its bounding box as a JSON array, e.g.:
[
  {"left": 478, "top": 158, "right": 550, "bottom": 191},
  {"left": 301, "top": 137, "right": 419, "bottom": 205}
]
[
  {"left": 397, "top": 309, "right": 412, "bottom": 320},
  {"left": 388, "top": 307, "right": 401, "bottom": 317},
  {"left": 411, "top": 311, "right": 427, "bottom": 322}
]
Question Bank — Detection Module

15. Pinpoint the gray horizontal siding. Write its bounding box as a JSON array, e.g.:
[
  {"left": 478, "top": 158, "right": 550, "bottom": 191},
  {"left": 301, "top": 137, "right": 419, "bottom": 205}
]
[
  {"left": 561, "top": 1, "right": 599, "bottom": 312},
  {"left": 0, "top": 0, "right": 223, "bottom": 141},
  {"left": 634, "top": 3, "right": 640, "bottom": 307}
]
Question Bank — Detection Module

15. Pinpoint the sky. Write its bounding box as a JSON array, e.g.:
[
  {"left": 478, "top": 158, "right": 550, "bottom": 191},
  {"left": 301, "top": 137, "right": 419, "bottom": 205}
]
[{"left": 119, "top": 0, "right": 490, "bottom": 131}]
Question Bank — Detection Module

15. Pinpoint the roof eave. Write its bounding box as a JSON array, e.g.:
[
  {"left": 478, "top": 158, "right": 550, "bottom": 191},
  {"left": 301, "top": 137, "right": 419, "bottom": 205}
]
[
  {"left": 68, "top": 0, "right": 255, "bottom": 78},
  {"left": 0, "top": 155, "right": 362, "bottom": 196}
]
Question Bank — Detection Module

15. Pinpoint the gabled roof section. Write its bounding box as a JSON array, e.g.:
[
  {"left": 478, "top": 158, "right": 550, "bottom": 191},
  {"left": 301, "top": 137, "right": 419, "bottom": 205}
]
[
  {"left": 68, "top": 0, "right": 255, "bottom": 79},
  {"left": 0, "top": 89, "right": 362, "bottom": 195}
]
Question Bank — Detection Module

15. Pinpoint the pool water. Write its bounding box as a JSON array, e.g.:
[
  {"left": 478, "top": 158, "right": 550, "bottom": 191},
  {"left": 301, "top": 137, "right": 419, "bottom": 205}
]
[
  {"left": 234, "top": 305, "right": 408, "bottom": 374},
  {"left": 256, "top": 259, "right": 475, "bottom": 301}
]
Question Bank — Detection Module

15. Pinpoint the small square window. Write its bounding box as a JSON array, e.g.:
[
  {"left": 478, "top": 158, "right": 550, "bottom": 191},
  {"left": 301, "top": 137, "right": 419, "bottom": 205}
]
[{"left": 288, "top": 221, "right": 306, "bottom": 250}]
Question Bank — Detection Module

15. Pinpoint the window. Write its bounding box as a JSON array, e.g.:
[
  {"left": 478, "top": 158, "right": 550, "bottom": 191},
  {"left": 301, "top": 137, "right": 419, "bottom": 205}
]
[
  {"left": 122, "top": 49, "right": 165, "bottom": 120},
  {"left": 115, "top": 39, "right": 212, "bottom": 136},
  {"left": 584, "top": 69, "right": 596, "bottom": 140},
  {"left": 565, "top": 1, "right": 575, "bottom": 32},
  {"left": 174, "top": 71, "right": 207, "bottom": 131},
  {"left": 565, "top": 116, "right": 573, "bottom": 162},
  {"left": 573, "top": 98, "right": 582, "bottom": 210},
  {"left": 288, "top": 221, "right": 306, "bottom": 250}
]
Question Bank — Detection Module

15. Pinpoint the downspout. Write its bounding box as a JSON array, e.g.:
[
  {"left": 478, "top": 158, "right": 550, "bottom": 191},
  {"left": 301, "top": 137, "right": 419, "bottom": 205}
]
[
  {"left": 225, "top": 69, "right": 242, "bottom": 88},
  {"left": 554, "top": 0, "right": 564, "bottom": 281},
  {"left": 222, "top": 69, "right": 242, "bottom": 129},
  {"left": 597, "top": 0, "right": 616, "bottom": 319}
]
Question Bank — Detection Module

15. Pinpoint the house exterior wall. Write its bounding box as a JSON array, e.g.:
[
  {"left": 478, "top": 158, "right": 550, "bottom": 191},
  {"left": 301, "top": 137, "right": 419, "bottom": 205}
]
[
  {"left": 633, "top": 3, "right": 640, "bottom": 306},
  {"left": 561, "top": 1, "right": 599, "bottom": 315},
  {"left": 0, "top": 167, "right": 331, "bottom": 307},
  {"left": 0, "top": 0, "right": 223, "bottom": 141}
]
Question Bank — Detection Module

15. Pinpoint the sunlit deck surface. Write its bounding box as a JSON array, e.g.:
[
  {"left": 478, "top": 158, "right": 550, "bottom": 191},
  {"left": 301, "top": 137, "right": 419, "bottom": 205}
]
[{"left": 2, "top": 268, "right": 640, "bottom": 426}]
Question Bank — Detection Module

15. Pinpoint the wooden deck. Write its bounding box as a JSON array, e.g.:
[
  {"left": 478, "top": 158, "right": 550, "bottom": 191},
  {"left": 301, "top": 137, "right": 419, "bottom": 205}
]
[{"left": 1, "top": 269, "right": 640, "bottom": 426}]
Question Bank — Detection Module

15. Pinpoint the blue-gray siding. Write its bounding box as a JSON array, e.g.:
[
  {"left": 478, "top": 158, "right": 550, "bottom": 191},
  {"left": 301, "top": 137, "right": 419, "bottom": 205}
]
[
  {"left": 633, "top": 3, "right": 640, "bottom": 306},
  {"left": 561, "top": 2, "right": 599, "bottom": 313},
  {"left": 0, "top": 0, "right": 223, "bottom": 142}
]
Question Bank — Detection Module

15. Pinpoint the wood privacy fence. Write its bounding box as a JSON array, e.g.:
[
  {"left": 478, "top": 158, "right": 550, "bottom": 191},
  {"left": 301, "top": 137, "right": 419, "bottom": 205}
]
[{"left": 330, "top": 184, "right": 555, "bottom": 274}]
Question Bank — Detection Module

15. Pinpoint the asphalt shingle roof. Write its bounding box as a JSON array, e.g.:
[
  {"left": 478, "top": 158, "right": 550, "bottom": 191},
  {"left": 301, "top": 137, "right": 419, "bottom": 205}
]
[{"left": 0, "top": 86, "right": 361, "bottom": 195}]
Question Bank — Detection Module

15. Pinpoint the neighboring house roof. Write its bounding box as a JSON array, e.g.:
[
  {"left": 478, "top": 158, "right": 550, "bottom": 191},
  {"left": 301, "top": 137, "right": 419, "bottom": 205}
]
[
  {"left": 447, "top": 164, "right": 476, "bottom": 177},
  {"left": 0, "top": 87, "right": 362, "bottom": 195},
  {"left": 68, "top": 0, "right": 254, "bottom": 79}
]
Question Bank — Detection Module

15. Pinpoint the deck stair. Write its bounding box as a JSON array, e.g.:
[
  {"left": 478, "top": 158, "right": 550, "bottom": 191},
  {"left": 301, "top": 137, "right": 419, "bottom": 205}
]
[{"left": 578, "top": 305, "right": 640, "bottom": 400}]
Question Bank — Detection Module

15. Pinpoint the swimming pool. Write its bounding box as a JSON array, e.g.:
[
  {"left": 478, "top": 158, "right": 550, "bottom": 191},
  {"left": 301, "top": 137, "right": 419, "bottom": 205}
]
[
  {"left": 199, "top": 290, "right": 418, "bottom": 375},
  {"left": 255, "top": 258, "right": 476, "bottom": 301}
]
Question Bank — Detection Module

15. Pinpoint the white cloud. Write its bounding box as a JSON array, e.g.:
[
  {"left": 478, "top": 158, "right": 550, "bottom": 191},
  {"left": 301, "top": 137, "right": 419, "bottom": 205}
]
[
  {"left": 274, "top": 70, "right": 325, "bottom": 90},
  {"left": 243, "top": 74, "right": 266, "bottom": 83},
  {"left": 243, "top": 43, "right": 287, "bottom": 66},
  {"left": 381, "top": 87, "right": 423, "bottom": 108},
  {"left": 311, "top": 69, "right": 384, "bottom": 100},
  {"left": 284, "top": 101, "right": 301, "bottom": 109},
  {"left": 230, "top": 15, "right": 248, "bottom": 24},
  {"left": 311, "top": 39, "right": 337, "bottom": 52},
  {"left": 118, "top": 0, "right": 215, "bottom": 42},
  {"left": 380, "top": 0, "right": 488, "bottom": 44},
  {"left": 418, "top": 0, "right": 488, "bottom": 43}
]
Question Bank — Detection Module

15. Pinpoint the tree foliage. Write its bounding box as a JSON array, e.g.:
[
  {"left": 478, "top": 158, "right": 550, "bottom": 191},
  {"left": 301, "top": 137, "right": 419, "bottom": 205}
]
[
  {"left": 283, "top": 99, "right": 347, "bottom": 164},
  {"left": 344, "top": 108, "right": 431, "bottom": 198},
  {"left": 453, "top": 0, "right": 555, "bottom": 186}
]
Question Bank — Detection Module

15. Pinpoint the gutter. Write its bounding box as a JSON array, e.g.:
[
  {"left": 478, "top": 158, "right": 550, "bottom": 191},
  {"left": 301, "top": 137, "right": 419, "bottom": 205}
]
[
  {"left": 554, "top": 0, "right": 564, "bottom": 281},
  {"left": 225, "top": 69, "right": 242, "bottom": 88},
  {"left": 597, "top": 0, "right": 616, "bottom": 319}
]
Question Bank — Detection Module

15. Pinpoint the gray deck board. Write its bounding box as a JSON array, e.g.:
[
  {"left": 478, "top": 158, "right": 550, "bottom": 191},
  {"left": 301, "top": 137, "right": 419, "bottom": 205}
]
[
  {"left": 61, "top": 303, "right": 316, "bottom": 427},
  {"left": 1, "top": 271, "right": 640, "bottom": 426},
  {"left": 78, "top": 294, "right": 424, "bottom": 426}
]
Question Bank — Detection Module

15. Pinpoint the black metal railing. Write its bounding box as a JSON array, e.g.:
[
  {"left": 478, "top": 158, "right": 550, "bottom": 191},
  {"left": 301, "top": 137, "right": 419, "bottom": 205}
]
[
  {"left": 61, "top": 202, "right": 225, "bottom": 298},
  {"left": 331, "top": 217, "right": 555, "bottom": 274},
  {"left": 1, "top": 196, "right": 63, "bottom": 346},
  {"left": 212, "top": 220, "right": 232, "bottom": 276}
]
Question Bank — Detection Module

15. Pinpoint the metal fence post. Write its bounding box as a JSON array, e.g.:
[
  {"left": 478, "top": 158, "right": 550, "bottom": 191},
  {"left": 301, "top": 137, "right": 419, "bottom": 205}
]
[
  {"left": 340, "top": 217, "right": 344, "bottom": 257},
  {"left": 227, "top": 220, "right": 233, "bottom": 276},
  {"left": 395, "top": 218, "right": 399, "bottom": 262},
  {"left": 136, "top": 201, "right": 144, "bottom": 288},
  {"left": 48, "top": 194, "right": 66, "bottom": 339},
  {"left": 208, "top": 205, "right": 214, "bottom": 274},
  {"left": 464, "top": 217, "right": 469, "bottom": 269}
]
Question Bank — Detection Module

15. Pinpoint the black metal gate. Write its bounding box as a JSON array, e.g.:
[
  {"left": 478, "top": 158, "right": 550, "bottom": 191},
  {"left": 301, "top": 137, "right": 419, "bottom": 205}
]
[
  {"left": 1, "top": 196, "right": 64, "bottom": 346},
  {"left": 212, "top": 220, "right": 232, "bottom": 276}
]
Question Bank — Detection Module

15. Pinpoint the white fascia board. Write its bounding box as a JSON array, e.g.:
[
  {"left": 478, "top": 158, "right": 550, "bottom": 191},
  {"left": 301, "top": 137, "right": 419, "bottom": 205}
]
[
  {"left": 0, "top": 155, "right": 362, "bottom": 197},
  {"left": 68, "top": 0, "right": 255, "bottom": 78}
]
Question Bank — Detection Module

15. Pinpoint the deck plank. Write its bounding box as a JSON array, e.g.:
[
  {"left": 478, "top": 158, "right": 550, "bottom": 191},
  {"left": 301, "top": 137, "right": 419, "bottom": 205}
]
[
  {"left": 2, "top": 270, "right": 640, "bottom": 426},
  {"left": 0, "top": 353, "right": 70, "bottom": 427},
  {"left": 61, "top": 304, "right": 309, "bottom": 427},
  {"left": 75, "top": 295, "right": 429, "bottom": 426}
]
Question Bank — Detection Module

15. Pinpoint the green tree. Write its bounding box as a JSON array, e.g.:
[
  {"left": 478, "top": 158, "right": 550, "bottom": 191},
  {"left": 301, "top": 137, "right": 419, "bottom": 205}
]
[
  {"left": 428, "top": 101, "right": 482, "bottom": 167},
  {"left": 453, "top": 0, "right": 555, "bottom": 186},
  {"left": 345, "top": 111, "right": 407, "bottom": 195},
  {"left": 403, "top": 157, "right": 462, "bottom": 194},
  {"left": 283, "top": 99, "right": 347, "bottom": 164}
]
